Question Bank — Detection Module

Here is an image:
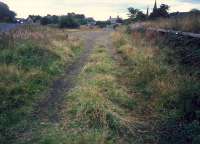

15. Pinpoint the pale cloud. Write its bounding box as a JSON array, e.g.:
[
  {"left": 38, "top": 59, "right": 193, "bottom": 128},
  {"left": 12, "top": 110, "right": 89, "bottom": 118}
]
[{"left": 1, "top": 0, "right": 200, "bottom": 20}]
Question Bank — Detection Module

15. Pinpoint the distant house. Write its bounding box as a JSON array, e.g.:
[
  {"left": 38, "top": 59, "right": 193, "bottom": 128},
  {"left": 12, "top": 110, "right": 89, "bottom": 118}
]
[
  {"left": 107, "top": 16, "right": 123, "bottom": 28},
  {"left": 17, "top": 16, "right": 34, "bottom": 24},
  {"left": 26, "top": 17, "right": 34, "bottom": 24},
  {"left": 108, "top": 16, "right": 117, "bottom": 25}
]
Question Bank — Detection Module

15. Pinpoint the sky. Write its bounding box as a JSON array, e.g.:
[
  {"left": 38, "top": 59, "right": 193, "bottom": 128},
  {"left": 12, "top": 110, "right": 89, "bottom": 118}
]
[{"left": 1, "top": 0, "right": 200, "bottom": 20}]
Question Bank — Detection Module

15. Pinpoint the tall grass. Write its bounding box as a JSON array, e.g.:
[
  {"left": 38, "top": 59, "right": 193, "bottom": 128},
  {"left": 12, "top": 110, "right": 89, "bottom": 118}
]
[
  {"left": 0, "top": 25, "right": 83, "bottom": 143},
  {"left": 112, "top": 29, "right": 200, "bottom": 143},
  {"left": 144, "top": 12, "right": 200, "bottom": 33}
]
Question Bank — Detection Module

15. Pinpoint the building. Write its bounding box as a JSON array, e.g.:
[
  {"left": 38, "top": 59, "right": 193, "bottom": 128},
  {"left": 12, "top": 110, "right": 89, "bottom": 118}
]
[
  {"left": 153, "top": 0, "right": 158, "bottom": 13},
  {"left": 107, "top": 16, "right": 123, "bottom": 28},
  {"left": 26, "top": 16, "right": 34, "bottom": 24}
]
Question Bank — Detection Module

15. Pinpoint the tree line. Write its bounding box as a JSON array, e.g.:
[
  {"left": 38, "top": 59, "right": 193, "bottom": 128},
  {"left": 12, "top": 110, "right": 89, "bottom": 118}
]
[
  {"left": 0, "top": 1, "right": 95, "bottom": 28},
  {"left": 30, "top": 13, "right": 95, "bottom": 28},
  {"left": 127, "top": 4, "right": 200, "bottom": 23}
]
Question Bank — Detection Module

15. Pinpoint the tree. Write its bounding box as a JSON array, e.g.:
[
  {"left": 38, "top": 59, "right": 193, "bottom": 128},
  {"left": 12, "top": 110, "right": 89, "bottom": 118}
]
[
  {"left": 86, "top": 18, "right": 95, "bottom": 23},
  {"left": 0, "top": 2, "right": 16, "bottom": 22},
  {"left": 128, "top": 7, "right": 146, "bottom": 22},
  {"left": 51, "top": 15, "right": 59, "bottom": 24},
  {"left": 40, "top": 17, "right": 51, "bottom": 25},
  {"left": 190, "top": 9, "right": 200, "bottom": 14},
  {"left": 28, "top": 15, "right": 42, "bottom": 23},
  {"left": 150, "top": 4, "right": 170, "bottom": 19},
  {"left": 159, "top": 4, "right": 169, "bottom": 17},
  {"left": 96, "top": 21, "right": 111, "bottom": 28},
  {"left": 59, "top": 15, "right": 80, "bottom": 28}
]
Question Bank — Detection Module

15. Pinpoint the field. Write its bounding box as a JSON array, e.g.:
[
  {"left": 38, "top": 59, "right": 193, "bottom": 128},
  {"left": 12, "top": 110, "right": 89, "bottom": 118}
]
[{"left": 1, "top": 24, "right": 200, "bottom": 144}]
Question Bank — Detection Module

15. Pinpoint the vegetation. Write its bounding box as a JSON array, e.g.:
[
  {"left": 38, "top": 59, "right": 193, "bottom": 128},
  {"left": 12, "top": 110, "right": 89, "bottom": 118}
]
[
  {"left": 59, "top": 15, "right": 80, "bottom": 29},
  {"left": 127, "top": 4, "right": 169, "bottom": 23},
  {"left": 28, "top": 15, "right": 43, "bottom": 23},
  {"left": 96, "top": 21, "right": 111, "bottom": 28},
  {"left": 0, "top": 1, "right": 16, "bottom": 22},
  {"left": 149, "top": 4, "right": 170, "bottom": 19},
  {"left": 128, "top": 4, "right": 200, "bottom": 33},
  {"left": 112, "top": 27, "right": 200, "bottom": 144},
  {"left": 35, "top": 13, "right": 93, "bottom": 28},
  {"left": 144, "top": 11, "right": 200, "bottom": 33},
  {"left": 128, "top": 7, "right": 146, "bottom": 22},
  {"left": 0, "top": 25, "right": 83, "bottom": 143},
  {"left": 28, "top": 44, "right": 141, "bottom": 144}
]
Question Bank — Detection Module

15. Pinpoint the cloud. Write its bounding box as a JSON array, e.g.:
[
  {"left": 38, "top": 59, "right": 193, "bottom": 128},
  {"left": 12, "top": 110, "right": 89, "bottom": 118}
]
[
  {"left": 179, "top": 0, "right": 200, "bottom": 4},
  {"left": 1, "top": 0, "right": 200, "bottom": 20}
]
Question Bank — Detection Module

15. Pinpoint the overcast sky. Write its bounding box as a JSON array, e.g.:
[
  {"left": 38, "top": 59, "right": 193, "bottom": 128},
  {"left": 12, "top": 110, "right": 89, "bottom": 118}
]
[{"left": 1, "top": 0, "right": 200, "bottom": 20}]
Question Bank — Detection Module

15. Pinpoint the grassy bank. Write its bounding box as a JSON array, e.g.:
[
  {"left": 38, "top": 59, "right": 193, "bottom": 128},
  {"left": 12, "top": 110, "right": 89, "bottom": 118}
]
[
  {"left": 0, "top": 25, "right": 83, "bottom": 143},
  {"left": 143, "top": 12, "right": 200, "bottom": 33},
  {"left": 112, "top": 29, "right": 200, "bottom": 144}
]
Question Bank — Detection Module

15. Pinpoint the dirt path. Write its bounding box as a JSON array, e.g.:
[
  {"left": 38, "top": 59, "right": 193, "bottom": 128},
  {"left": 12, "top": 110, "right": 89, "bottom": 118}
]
[{"left": 36, "top": 31, "right": 109, "bottom": 123}]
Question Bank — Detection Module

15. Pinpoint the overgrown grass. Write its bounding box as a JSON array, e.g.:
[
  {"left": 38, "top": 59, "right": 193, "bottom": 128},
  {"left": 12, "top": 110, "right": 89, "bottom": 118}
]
[
  {"left": 32, "top": 45, "right": 140, "bottom": 144},
  {"left": 112, "top": 29, "right": 200, "bottom": 143},
  {"left": 143, "top": 12, "right": 200, "bottom": 33},
  {"left": 0, "top": 25, "right": 83, "bottom": 143},
  {"left": 61, "top": 46, "right": 137, "bottom": 143}
]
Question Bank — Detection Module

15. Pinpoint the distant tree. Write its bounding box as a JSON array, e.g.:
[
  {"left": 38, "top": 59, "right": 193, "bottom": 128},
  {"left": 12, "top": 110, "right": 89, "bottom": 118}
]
[
  {"left": 86, "top": 18, "right": 95, "bottom": 23},
  {"left": 0, "top": 2, "right": 16, "bottom": 22},
  {"left": 51, "top": 15, "right": 59, "bottom": 24},
  {"left": 96, "top": 21, "right": 111, "bottom": 28},
  {"left": 59, "top": 15, "right": 80, "bottom": 28},
  {"left": 190, "top": 9, "right": 200, "bottom": 14},
  {"left": 159, "top": 4, "right": 170, "bottom": 17},
  {"left": 150, "top": 4, "right": 170, "bottom": 19},
  {"left": 40, "top": 17, "right": 51, "bottom": 25},
  {"left": 28, "top": 15, "right": 42, "bottom": 23},
  {"left": 128, "top": 7, "right": 146, "bottom": 22}
]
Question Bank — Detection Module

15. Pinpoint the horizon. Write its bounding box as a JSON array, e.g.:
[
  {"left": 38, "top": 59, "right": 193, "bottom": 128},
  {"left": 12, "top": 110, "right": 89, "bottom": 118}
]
[{"left": 1, "top": 0, "right": 200, "bottom": 20}]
